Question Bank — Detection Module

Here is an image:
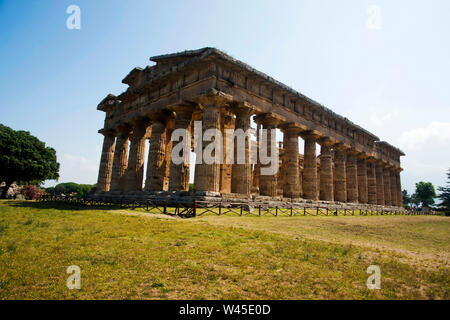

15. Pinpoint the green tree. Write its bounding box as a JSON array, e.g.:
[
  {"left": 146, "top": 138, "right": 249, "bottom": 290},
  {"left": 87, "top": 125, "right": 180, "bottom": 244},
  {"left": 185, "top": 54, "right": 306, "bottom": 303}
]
[
  {"left": 48, "top": 182, "right": 96, "bottom": 198},
  {"left": 437, "top": 168, "right": 450, "bottom": 215},
  {"left": 0, "top": 124, "right": 59, "bottom": 198},
  {"left": 411, "top": 193, "right": 421, "bottom": 208},
  {"left": 414, "top": 181, "right": 436, "bottom": 208},
  {"left": 402, "top": 189, "right": 412, "bottom": 207}
]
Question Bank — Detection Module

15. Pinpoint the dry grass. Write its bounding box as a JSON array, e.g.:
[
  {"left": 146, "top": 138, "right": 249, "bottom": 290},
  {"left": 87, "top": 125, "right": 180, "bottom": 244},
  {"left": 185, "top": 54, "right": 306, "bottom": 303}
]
[{"left": 0, "top": 200, "right": 448, "bottom": 300}]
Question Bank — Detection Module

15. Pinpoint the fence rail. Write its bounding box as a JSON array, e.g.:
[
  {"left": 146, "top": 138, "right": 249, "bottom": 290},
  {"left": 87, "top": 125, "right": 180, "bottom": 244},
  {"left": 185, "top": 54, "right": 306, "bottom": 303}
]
[{"left": 38, "top": 195, "right": 431, "bottom": 218}]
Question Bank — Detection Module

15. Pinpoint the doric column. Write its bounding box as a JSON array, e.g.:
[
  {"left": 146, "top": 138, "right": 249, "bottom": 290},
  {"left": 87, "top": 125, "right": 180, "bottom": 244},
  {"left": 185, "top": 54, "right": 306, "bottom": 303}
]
[
  {"left": 220, "top": 112, "right": 234, "bottom": 193},
  {"left": 357, "top": 155, "right": 369, "bottom": 204},
  {"left": 390, "top": 169, "right": 398, "bottom": 207},
  {"left": 169, "top": 106, "right": 193, "bottom": 191},
  {"left": 252, "top": 122, "right": 261, "bottom": 193},
  {"left": 367, "top": 158, "right": 377, "bottom": 205},
  {"left": 96, "top": 130, "right": 116, "bottom": 192},
  {"left": 383, "top": 167, "right": 392, "bottom": 206},
  {"left": 258, "top": 115, "right": 279, "bottom": 197},
  {"left": 346, "top": 150, "right": 359, "bottom": 203},
  {"left": 163, "top": 128, "right": 173, "bottom": 191},
  {"left": 298, "top": 155, "right": 303, "bottom": 197},
  {"left": 279, "top": 140, "right": 286, "bottom": 195},
  {"left": 144, "top": 120, "right": 168, "bottom": 192},
  {"left": 124, "top": 120, "right": 148, "bottom": 192},
  {"left": 195, "top": 101, "right": 222, "bottom": 193},
  {"left": 396, "top": 169, "right": 403, "bottom": 207},
  {"left": 110, "top": 127, "right": 130, "bottom": 192},
  {"left": 231, "top": 106, "right": 253, "bottom": 195},
  {"left": 281, "top": 124, "right": 302, "bottom": 198},
  {"left": 301, "top": 131, "right": 320, "bottom": 201},
  {"left": 375, "top": 163, "right": 385, "bottom": 205},
  {"left": 318, "top": 138, "right": 334, "bottom": 202},
  {"left": 333, "top": 144, "right": 348, "bottom": 203}
]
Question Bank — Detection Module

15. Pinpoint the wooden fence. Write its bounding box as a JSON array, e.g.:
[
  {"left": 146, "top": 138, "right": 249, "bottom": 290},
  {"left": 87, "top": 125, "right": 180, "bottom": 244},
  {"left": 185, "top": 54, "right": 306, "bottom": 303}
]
[{"left": 39, "top": 195, "right": 428, "bottom": 218}]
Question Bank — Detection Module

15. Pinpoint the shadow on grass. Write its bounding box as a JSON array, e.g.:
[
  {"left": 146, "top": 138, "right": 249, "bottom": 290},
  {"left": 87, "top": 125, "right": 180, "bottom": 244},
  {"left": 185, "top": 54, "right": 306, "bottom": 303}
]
[{"left": 2, "top": 200, "right": 126, "bottom": 211}]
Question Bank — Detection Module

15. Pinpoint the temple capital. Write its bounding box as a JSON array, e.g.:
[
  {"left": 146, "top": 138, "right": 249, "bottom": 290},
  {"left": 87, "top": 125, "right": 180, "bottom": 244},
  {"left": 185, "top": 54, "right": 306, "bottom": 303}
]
[
  {"left": 192, "top": 89, "right": 233, "bottom": 107},
  {"left": 299, "top": 130, "right": 322, "bottom": 141},
  {"left": 255, "top": 113, "right": 285, "bottom": 127},
  {"left": 317, "top": 136, "right": 336, "bottom": 146}
]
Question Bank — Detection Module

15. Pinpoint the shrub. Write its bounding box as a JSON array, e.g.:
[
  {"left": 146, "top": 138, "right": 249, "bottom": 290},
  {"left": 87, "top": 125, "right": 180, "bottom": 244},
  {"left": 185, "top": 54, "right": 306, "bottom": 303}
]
[{"left": 21, "top": 185, "right": 45, "bottom": 200}]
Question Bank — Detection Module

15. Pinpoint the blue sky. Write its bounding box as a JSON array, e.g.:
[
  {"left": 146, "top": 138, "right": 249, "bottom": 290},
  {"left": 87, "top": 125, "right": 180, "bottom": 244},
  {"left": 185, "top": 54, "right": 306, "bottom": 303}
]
[{"left": 0, "top": 0, "right": 449, "bottom": 194}]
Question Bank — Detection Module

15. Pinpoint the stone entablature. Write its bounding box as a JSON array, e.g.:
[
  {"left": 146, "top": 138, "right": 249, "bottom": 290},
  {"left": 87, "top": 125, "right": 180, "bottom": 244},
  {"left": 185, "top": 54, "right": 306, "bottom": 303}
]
[{"left": 95, "top": 48, "right": 405, "bottom": 208}]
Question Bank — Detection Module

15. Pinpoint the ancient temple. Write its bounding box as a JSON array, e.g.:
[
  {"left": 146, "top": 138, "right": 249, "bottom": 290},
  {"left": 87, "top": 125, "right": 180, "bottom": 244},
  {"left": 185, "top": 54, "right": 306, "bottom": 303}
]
[{"left": 95, "top": 48, "right": 404, "bottom": 208}]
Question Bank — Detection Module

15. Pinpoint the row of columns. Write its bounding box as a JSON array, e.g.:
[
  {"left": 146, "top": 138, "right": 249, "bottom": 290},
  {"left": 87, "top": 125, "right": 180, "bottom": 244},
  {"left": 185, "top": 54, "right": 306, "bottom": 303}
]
[
  {"left": 97, "top": 103, "right": 402, "bottom": 207},
  {"left": 276, "top": 125, "right": 402, "bottom": 207}
]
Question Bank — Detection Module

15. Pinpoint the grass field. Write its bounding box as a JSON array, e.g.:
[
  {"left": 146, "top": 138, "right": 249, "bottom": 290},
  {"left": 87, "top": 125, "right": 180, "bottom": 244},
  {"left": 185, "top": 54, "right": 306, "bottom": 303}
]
[{"left": 0, "top": 200, "right": 448, "bottom": 299}]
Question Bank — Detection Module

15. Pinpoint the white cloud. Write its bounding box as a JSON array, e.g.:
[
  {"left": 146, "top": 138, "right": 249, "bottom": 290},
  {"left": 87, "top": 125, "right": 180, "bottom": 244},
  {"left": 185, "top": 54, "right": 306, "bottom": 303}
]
[
  {"left": 398, "top": 122, "right": 450, "bottom": 151},
  {"left": 368, "top": 105, "right": 399, "bottom": 127},
  {"left": 396, "top": 122, "right": 450, "bottom": 193},
  {"left": 60, "top": 153, "right": 99, "bottom": 184},
  {"left": 44, "top": 153, "right": 99, "bottom": 187}
]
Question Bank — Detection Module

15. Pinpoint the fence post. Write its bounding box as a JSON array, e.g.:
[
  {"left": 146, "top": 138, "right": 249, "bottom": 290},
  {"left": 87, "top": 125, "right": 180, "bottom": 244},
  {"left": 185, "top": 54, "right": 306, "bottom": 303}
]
[
  {"left": 275, "top": 206, "right": 278, "bottom": 216},
  {"left": 259, "top": 205, "right": 261, "bottom": 216},
  {"left": 193, "top": 201, "right": 196, "bottom": 217},
  {"left": 163, "top": 201, "right": 167, "bottom": 215}
]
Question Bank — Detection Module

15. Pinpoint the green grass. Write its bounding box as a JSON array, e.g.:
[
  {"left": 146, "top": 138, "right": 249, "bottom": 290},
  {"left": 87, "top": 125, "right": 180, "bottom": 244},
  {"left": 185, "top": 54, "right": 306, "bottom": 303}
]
[{"left": 0, "top": 200, "right": 448, "bottom": 299}]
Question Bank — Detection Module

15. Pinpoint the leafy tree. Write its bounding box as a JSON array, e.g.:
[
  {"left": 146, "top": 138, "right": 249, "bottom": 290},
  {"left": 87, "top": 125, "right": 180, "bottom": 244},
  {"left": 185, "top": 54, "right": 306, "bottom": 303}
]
[
  {"left": 47, "top": 182, "right": 96, "bottom": 198},
  {"left": 437, "top": 168, "right": 450, "bottom": 215},
  {"left": 402, "top": 189, "right": 412, "bottom": 207},
  {"left": 0, "top": 124, "right": 59, "bottom": 198},
  {"left": 411, "top": 193, "right": 421, "bottom": 208},
  {"left": 414, "top": 181, "right": 436, "bottom": 208}
]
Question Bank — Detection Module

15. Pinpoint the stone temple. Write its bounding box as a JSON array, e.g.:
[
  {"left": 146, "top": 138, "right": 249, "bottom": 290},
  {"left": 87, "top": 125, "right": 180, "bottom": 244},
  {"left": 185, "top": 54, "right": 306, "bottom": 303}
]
[{"left": 95, "top": 48, "right": 404, "bottom": 209}]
